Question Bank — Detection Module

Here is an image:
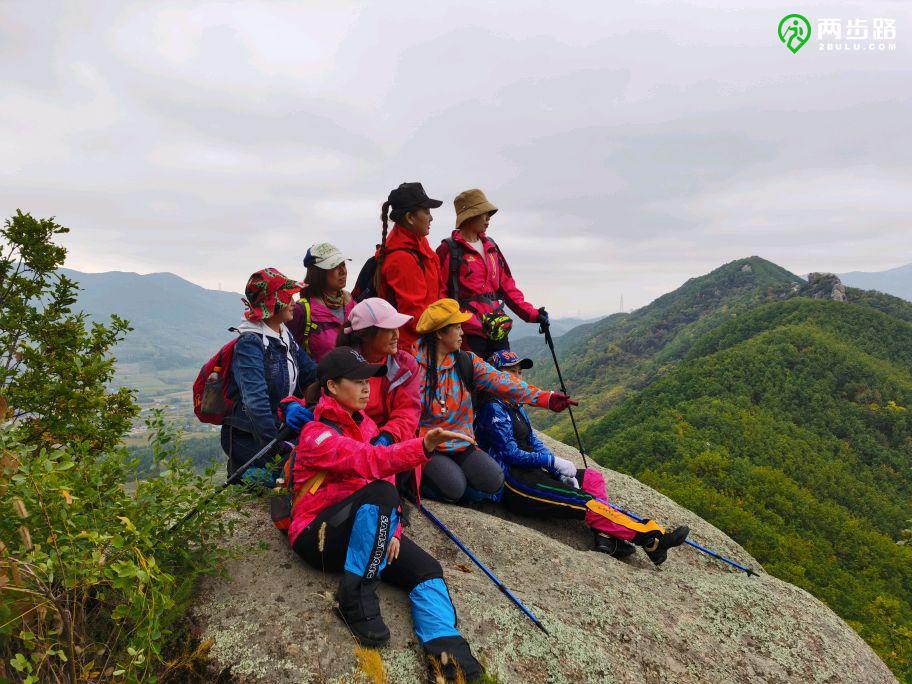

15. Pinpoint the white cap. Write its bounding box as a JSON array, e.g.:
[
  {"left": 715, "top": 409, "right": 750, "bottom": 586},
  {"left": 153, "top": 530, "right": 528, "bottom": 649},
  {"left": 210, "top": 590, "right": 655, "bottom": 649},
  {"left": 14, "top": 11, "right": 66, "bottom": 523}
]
[{"left": 303, "top": 243, "right": 350, "bottom": 270}]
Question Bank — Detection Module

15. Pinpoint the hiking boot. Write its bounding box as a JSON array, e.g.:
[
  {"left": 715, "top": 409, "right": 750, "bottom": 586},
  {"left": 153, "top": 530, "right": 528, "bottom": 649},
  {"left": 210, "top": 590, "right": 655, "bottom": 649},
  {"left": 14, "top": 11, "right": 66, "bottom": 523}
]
[
  {"left": 644, "top": 526, "right": 689, "bottom": 567},
  {"left": 423, "top": 635, "right": 483, "bottom": 683},
  {"left": 593, "top": 532, "right": 636, "bottom": 559},
  {"left": 335, "top": 573, "right": 390, "bottom": 647},
  {"left": 333, "top": 598, "right": 390, "bottom": 647}
]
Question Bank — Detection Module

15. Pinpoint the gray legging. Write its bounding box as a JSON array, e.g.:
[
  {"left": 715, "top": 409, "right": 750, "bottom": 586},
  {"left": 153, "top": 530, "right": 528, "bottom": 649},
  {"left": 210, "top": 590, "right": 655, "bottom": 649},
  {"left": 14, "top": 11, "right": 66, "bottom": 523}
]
[{"left": 421, "top": 447, "right": 505, "bottom": 503}]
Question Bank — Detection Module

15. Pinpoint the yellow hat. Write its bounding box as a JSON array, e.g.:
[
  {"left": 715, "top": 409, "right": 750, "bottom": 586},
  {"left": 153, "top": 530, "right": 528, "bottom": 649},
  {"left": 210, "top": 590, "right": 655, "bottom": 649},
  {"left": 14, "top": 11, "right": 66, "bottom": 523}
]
[{"left": 416, "top": 298, "right": 472, "bottom": 335}]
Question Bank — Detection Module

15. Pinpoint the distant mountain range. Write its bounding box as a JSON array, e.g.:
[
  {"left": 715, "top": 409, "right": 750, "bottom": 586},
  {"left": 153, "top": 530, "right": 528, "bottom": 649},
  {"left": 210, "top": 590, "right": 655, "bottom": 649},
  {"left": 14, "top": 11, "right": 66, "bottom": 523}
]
[
  {"left": 59, "top": 268, "right": 243, "bottom": 408},
  {"left": 60, "top": 267, "right": 598, "bottom": 408},
  {"left": 838, "top": 262, "right": 912, "bottom": 302}
]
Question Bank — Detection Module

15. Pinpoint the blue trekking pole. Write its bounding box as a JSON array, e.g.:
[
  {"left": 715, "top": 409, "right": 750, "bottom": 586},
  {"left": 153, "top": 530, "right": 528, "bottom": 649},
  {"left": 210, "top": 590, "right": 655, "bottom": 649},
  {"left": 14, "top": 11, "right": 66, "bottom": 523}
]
[
  {"left": 535, "top": 484, "right": 757, "bottom": 577},
  {"left": 417, "top": 502, "right": 550, "bottom": 634}
]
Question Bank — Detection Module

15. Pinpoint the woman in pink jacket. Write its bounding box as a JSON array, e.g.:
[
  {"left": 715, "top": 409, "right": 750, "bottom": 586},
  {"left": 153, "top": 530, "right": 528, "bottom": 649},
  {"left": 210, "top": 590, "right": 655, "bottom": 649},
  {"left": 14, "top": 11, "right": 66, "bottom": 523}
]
[
  {"left": 437, "top": 189, "right": 548, "bottom": 359},
  {"left": 335, "top": 297, "right": 421, "bottom": 448},
  {"left": 288, "top": 347, "right": 482, "bottom": 681},
  {"left": 289, "top": 242, "right": 355, "bottom": 361}
]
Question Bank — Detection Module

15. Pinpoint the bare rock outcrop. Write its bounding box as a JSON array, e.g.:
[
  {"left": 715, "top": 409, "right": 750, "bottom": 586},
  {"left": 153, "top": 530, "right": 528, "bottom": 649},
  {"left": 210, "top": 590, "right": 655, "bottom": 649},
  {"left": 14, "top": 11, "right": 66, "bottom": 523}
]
[{"left": 191, "top": 434, "right": 896, "bottom": 683}]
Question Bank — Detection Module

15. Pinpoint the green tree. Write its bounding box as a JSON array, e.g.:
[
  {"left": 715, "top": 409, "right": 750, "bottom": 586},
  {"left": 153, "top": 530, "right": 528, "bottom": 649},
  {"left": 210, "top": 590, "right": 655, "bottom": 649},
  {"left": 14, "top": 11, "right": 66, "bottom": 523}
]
[
  {"left": 1, "top": 212, "right": 243, "bottom": 683},
  {"left": 0, "top": 211, "right": 137, "bottom": 450}
]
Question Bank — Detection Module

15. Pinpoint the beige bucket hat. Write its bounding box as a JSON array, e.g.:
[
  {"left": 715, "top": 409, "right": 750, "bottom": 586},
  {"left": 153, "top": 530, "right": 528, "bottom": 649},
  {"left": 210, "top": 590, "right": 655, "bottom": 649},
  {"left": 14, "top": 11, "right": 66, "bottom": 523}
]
[{"left": 454, "top": 188, "right": 498, "bottom": 228}]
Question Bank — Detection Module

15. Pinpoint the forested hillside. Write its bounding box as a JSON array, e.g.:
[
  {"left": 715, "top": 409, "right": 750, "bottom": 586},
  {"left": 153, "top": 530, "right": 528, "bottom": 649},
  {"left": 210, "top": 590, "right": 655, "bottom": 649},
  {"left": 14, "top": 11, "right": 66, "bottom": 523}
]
[{"left": 578, "top": 298, "right": 912, "bottom": 677}]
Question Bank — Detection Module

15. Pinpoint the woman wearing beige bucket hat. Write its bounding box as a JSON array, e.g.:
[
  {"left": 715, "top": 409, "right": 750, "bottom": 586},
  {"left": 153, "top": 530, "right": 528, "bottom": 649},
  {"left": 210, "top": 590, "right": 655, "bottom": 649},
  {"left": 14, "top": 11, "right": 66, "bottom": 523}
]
[{"left": 436, "top": 189, "right": 548, "bottom": 360}]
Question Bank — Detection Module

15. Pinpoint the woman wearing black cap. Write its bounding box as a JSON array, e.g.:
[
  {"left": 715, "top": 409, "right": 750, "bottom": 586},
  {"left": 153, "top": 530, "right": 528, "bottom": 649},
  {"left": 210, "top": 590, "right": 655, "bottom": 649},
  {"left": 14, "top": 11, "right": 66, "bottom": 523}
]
[
  {"left": 284, "top": 347, "right": 484, "bottom": 681},
  {"left": 373, "top": 182, "right": 443, "bottom": 353}
]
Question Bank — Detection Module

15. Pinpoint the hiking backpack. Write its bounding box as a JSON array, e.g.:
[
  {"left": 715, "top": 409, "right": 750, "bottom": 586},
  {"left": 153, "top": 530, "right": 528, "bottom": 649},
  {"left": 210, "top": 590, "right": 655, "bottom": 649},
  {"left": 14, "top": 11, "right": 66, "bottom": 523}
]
[
  {"left": 352, "top": 247, "right": 425, "bottom": 304},
  {"left": 443, "top": 237, "right": 514, "bottom": 342},
  {"left": 193, "top": 334, "right": 239, "bottom": 425},
  {"left": 193, "top": 327, "right": 305, "bottom": 425},
  {"left": 270, "top": 418, "right": 343, "bottom": 531}
]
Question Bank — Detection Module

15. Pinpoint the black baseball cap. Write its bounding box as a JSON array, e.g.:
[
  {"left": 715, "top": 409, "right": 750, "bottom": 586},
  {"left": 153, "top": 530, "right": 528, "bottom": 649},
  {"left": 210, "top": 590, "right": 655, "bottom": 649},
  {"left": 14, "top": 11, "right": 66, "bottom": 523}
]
[
  {"left": 318, "top": 347, "right": 387, "bottom": 383},
  {"left": 488, "top": 350, "right": 533, "bottom": 370},
  {"left": 388, "top": 182, "right": 443, "bottom": 211}
]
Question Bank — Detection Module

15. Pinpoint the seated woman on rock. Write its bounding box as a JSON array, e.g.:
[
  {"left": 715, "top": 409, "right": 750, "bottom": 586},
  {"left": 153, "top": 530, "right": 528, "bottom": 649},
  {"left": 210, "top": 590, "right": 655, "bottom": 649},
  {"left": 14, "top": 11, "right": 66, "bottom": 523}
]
[
  {"left": 221, "top": 268, "right": 317, "bottom": 482},
  {"left": 334, "top": 297, "right": 421, "bottom": 449},
  {"left": 414, "top": 298, "right": 576, "bottom": 504},
  {"left": 474, "top": 350, "right": 689, "bottom": 566},
  {"left": 288, "top": 242, "right": 355, "bottom": 362},
  {"left": 286, "top": 346, "right": 483, "bottom": 682}
]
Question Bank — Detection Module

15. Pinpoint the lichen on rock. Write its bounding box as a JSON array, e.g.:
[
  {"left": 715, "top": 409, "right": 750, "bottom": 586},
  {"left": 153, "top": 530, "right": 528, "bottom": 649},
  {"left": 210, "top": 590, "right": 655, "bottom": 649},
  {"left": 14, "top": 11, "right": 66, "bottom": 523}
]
[{"left": 191, "top": 433, "right": 897, "bottom": 683}]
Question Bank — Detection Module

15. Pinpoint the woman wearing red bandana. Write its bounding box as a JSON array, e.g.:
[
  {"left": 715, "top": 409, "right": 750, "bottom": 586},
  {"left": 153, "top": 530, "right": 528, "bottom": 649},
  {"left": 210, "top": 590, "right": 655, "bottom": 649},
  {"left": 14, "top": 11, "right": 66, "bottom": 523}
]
[{"left": 220, "top": 268, "right": 318, "bottom": 480}]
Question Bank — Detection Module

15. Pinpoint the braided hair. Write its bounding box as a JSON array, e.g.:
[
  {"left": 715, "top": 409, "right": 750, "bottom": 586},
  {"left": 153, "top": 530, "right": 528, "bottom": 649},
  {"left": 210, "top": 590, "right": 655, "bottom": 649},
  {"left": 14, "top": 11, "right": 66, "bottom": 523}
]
[
  {"left": 418, "top": 333, "right": 439, "bottom": 419},
  {"left": 374, "top": 201, "right": 392, "bottom": 295}
]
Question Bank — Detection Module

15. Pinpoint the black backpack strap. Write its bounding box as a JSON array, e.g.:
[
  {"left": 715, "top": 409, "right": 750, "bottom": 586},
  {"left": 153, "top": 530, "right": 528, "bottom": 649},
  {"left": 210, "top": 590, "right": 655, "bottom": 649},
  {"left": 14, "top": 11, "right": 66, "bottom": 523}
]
[
  {"left": 455, "top": 350, "right": 475, "bottom": 394},
  {"left": 444, "top": 238, "right": 462, "bottom": 302},
  {"left": 386, "top": 247, "right": 426, "bottom": 272},
  {"left": 318, "top": 418, "right": 344, "bottom": 435}
]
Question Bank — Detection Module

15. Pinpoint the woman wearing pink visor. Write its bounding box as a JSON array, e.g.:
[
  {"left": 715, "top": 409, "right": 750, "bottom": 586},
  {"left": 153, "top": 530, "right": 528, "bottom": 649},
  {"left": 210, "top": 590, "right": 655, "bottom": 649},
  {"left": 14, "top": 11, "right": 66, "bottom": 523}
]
[{"left": 336, "top": 298, "right": 421, "bottom": 448}]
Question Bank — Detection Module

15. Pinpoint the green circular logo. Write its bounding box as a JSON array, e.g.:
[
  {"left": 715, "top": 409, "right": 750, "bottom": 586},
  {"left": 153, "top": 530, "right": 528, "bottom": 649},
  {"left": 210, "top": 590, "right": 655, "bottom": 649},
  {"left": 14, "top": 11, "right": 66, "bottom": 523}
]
[{"left": 778, "top": 14, "right": 812, "bottom": 53}]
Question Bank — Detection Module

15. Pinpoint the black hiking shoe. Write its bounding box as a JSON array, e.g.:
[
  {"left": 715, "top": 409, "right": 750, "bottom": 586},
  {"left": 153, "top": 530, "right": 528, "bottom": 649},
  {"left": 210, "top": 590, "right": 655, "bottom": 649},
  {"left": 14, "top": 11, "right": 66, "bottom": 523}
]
[
  {"left": 645, "top": 526, "right": 689, "bottom": 567},
  {"left": 423, "top": 635, "right": 483, "bottom": 683},
  {"left": 593, "top": 532, "right": 636, "bottom": 559},
  {"left": 333, "top": 601, "right": 390, "bottom": 647}
]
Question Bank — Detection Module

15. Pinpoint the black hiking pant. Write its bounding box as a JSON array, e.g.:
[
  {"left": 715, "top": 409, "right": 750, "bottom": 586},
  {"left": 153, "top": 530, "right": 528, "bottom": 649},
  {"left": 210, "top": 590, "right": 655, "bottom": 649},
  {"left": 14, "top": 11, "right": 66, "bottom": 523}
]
[{"left": 420, "top": 447, "right": 505, "bottom": 503}]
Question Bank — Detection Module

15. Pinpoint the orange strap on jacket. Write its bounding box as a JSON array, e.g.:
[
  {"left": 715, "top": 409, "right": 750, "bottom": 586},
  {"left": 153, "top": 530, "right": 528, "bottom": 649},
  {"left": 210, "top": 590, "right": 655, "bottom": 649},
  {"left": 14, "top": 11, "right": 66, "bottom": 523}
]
[{"left": 585, "top": 499, "right": 664, "bottom": 535}]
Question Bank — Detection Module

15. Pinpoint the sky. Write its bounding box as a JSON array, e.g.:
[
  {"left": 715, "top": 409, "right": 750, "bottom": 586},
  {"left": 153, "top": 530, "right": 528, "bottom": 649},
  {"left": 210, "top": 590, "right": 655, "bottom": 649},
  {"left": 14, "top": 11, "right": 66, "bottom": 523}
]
[{"left": 1, "top": 1, "right": 910, "bottom": 316}]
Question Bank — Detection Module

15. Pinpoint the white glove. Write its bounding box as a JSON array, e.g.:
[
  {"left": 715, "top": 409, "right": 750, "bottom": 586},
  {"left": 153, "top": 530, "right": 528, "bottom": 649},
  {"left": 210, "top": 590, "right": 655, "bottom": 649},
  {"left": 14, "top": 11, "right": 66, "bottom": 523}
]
[
  {"left": 560, "top": 475, "right": 580, "bottom": 490},
  {"left": 551, "top": 456, "right": 578, "bottom": 482}
]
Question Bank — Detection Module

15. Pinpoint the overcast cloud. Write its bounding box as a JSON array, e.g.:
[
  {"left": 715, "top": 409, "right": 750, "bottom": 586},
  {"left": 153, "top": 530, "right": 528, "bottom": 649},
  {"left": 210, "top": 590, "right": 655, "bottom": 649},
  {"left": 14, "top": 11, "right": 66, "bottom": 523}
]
[{"left": 1, "top": 0, "right": 909, "bottom": 315}]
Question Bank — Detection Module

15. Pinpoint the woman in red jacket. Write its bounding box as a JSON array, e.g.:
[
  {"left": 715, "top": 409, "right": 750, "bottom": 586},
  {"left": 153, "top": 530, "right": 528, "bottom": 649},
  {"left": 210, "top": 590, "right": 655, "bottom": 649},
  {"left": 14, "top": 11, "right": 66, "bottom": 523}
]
[
  {"left": 335, "top": 297, "right": 420, "bottom": 447},
  {"left": 288, "top": 347, "right": 483, "bottom": 681},
  {"left": 376, "top": 182, "right": 443, "bottom": 353},
  {"left": 437, "top": 188, "right": 548, "bottom": 359}
]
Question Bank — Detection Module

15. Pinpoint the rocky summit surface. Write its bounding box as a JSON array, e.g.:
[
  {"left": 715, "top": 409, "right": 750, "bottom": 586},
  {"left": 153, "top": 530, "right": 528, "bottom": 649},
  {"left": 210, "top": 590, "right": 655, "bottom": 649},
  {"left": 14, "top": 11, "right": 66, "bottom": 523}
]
[{"left": 191, "top": 434, "right": 896, "bottom": 683}]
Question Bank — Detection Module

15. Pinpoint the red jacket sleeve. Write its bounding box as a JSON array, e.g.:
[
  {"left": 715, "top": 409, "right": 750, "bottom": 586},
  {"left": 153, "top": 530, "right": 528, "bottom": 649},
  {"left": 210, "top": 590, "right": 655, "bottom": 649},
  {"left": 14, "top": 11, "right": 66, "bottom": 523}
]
[
  {"left": 383, "top": 251, "right": 431, "bottom": 343},
  {"left": 379, "top": 358, "right": 424, "bottom": 443},
  {"left": 296, "top": 423, "right": 429, "bottom": 480},
  {"left": 496, "top": 249, "right": 539, "bottom": 323}
]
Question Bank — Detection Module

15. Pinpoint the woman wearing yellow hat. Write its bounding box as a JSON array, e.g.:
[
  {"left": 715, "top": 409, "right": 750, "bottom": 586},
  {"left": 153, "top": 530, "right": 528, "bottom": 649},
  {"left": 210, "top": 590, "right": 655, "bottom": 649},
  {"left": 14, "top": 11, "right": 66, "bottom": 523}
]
[
  {"left": 436, "top": 189, "right": 548, "bottom": 360},
  {"left": 413, "top": 299, "right": 576, "bottom": 503}
]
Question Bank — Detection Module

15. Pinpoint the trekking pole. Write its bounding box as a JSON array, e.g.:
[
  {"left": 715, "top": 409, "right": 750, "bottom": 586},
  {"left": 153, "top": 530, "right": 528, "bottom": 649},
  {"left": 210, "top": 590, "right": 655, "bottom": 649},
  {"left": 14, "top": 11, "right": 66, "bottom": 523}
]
[
  {"left": 416, "top": 502, "right": 550, "bottom": 635},
  {"left": 538, "top": 317, "right": 588, "bottom": 468},
  {"left": 168, "top": 425, "right": 295, "bottom": 534},
  {"left": 534, "top": 483, "right": 757, "bottom": 577}
]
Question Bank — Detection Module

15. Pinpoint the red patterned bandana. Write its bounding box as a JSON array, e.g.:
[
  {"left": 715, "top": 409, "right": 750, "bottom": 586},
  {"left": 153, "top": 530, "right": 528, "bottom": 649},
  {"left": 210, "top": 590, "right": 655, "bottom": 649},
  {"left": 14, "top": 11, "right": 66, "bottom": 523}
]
[{"left": 243, "top": 267, "right": 304, "bottom": 322}]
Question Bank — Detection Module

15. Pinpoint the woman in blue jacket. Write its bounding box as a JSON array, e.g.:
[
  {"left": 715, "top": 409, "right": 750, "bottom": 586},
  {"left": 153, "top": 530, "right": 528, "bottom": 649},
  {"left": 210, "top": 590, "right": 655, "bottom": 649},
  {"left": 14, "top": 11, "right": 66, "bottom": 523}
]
[
  {"left": 475, "top": 350, "right": 689, "bottom": 566},
  {"left": 221, "top": 267, "right": 318, "bottom": 480}
]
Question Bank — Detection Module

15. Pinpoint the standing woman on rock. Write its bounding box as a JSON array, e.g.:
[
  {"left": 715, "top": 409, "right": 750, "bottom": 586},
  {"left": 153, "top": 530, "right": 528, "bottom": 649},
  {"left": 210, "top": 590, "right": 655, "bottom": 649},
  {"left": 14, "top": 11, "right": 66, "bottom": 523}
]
[
  {"left": 287, "top": 347, "right": 483, "bottom": 682},
  {"left": 414, "top": 298, "right": 576, "bottom": 504},
  {"left": 221, "top": 268, "right": 318, "bottom": 480},
  {"left": 288, "top": 242, "right": 354, "bottom": 363},
  {"left": 335, "top": 297, "right": 421, "bottom": 448},
  {"left": 437, "top": 189, "right": 548, "bottom": 359},
  {"left": 374, "top": 182, "right": 443, "bottom": 353}
]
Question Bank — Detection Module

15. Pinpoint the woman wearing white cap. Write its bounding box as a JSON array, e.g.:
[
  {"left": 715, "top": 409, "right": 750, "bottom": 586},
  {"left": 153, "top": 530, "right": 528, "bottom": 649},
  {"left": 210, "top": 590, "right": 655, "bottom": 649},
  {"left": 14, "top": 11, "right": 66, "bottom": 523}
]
[
  {"left": 336, "top": 298, "right": 421, "bottom": 449},
  {"left": 289, "top": 242, "right": 354, "bottom": 362}
]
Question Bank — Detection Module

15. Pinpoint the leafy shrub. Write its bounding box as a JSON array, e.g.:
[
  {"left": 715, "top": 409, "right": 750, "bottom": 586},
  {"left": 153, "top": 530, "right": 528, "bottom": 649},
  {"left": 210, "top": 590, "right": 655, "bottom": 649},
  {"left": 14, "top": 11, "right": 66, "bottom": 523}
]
[{"left": 0, "top": 212, "right": 244, "bottom": 682}]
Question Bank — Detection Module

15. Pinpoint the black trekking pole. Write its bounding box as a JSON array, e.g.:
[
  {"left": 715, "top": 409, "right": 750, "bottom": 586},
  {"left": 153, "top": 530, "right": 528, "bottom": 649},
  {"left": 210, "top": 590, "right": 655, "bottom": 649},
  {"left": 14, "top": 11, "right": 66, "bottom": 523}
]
[
  {"left": 168, "top": 425, "right": 295, "bottom": 534},
  {"left": 538, "top": 315, "right": 588, "bottom": 468},
  {"left": 416, "top": 501, "right": 549, "bottom": 635}
]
